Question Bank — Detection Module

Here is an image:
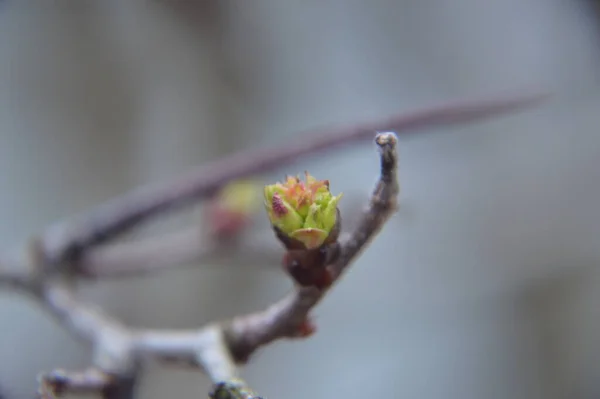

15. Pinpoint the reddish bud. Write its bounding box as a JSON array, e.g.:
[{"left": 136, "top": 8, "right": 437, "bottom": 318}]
[
  {"left": 296, "top": 317, "right": 317, "bottom": 338},
  {"left": 271, "top": 193, "right": 288, "bottom": 217},
  {"left": 206, "top": 180, "right": 260, "bottom": 238}
]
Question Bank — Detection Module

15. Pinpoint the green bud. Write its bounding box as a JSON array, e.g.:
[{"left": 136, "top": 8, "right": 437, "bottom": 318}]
[
  {"left": 217, "top": 180, "right": 261, "bottom": 216},
  {"left": 264, "top": 172, "right": 342, "bottom": 249}
]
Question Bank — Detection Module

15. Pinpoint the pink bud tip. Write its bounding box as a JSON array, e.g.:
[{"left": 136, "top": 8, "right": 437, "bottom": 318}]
[{"left": 271, "top": 193, "right": 288, "bottom": 217}]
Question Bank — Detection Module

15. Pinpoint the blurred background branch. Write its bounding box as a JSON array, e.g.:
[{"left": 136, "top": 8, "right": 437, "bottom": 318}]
[
  {"left": 0, "top": 97, "right": 538, "bottom": 398},
  {"left": 7, "top": 132, "right": 404, "bottom": 399}
]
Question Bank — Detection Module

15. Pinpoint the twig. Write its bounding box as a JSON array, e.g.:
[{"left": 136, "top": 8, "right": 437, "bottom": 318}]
[
  {"left": 41, "top": 282, "right": 121, "bottom": 344},
  {"left": 40, "top": 92, "right": 548, "bottom": 268},
  {"left": 35, "top": 283, "right": 140, "bottom": 398},
  {"left": 133, "top": 325, "right": 237, "bottom": 382},
  {"left": 38, "top": 368, "right": 115, "bottom": 397},
  {"left": 0, "top": 90, "right": 547, "bottom": 398},
  {"left": 37, "top": 132, "right": 398, "bottom": 399},
  {"left": 26, "top": 240, "right": 140, "bottom": 399},
  {"left": 223, "top": 132, "right": 400, "bottom": 363},
  {"left": 63, "top": 132, "right": 399, "bottom": 398},
  {"left": 78, "top": 191, "right": 367, "bottom": 279},
  {"left": 39, "top": 368, "right": 139, "bottom": 399}
]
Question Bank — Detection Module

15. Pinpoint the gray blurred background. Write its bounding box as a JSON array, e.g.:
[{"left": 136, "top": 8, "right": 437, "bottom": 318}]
[{"left": 0, "top": 1, "right": 599, "bottom": 398}]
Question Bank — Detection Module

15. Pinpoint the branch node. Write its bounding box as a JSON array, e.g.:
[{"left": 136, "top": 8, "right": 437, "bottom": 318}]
[
  {"left": 210, "top": 379, "right": 263, "bottom": 399},
  {"left": 93, "top": 327, "right": 138, "bottom": 376},
  {"left": 223, "top": 132, "right": 400, "bottom": 365},
  {"left": 37, "top": 368, "right": 117, "bottom": 397}
]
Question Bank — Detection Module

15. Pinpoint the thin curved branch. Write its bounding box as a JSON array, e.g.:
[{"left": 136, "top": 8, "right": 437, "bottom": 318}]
[{"left": 40, "top": 92, "right": 548, "bottom": 267}]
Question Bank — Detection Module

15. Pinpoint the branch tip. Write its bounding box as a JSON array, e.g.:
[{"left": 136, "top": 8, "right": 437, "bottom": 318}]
[
  {"left": 223, "top": 131, "right": 401, "bottom": 364},
  {"left": 375, "top": 131, "right": 398, "bottom": 147}
]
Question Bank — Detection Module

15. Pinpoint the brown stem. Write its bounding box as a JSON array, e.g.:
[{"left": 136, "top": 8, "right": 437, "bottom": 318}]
[
  {"left": 133, "top": 325, "right": 238, "bottom": 382},
  {"left": 37, "top": 283, "right": 140, "bottom": 398},
  {"left": 32, "top": 132, "right": 399, "bottom": 399},
  {"left": 223, "top": 132, "right": 400, "bottom": 362}
]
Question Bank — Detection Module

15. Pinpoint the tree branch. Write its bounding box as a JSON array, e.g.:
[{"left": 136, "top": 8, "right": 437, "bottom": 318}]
[
  {"left": 223, "top": 132, "right": 400, "bottom": 363},
  {"left": 35, "top": 283, "right": 140, "bottom": 399},
  {"left": 77, "top": 191, "right": 370, "bottom": 279},
  {"left": 0, "top": 91, "right": 547, "bottom": 398},
  {"left": 35, "top": 132, "right": 398, "bottom": 399},
  {"left": 133, "top": 325, "right": 238, "bottom": 382},
  {"left": 40, "top": 92, "right": 548, "bottom": 268},
  {"left": 54, "top": 132, "right": 399, "bottom": 398},
  {"left": 38, "top": 368, "right": 138, "bottom": 399}
]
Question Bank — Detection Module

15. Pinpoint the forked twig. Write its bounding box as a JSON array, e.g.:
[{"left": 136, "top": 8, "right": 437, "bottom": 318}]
[
  {"left": 223, "top": 133, "right": 400, "bottom": 362},
  {"left": 38, "top": 132, "right": 399, "bottom": 399},
  {"left": 0, "top": 92, "right": 547, "bottom": 398}
]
